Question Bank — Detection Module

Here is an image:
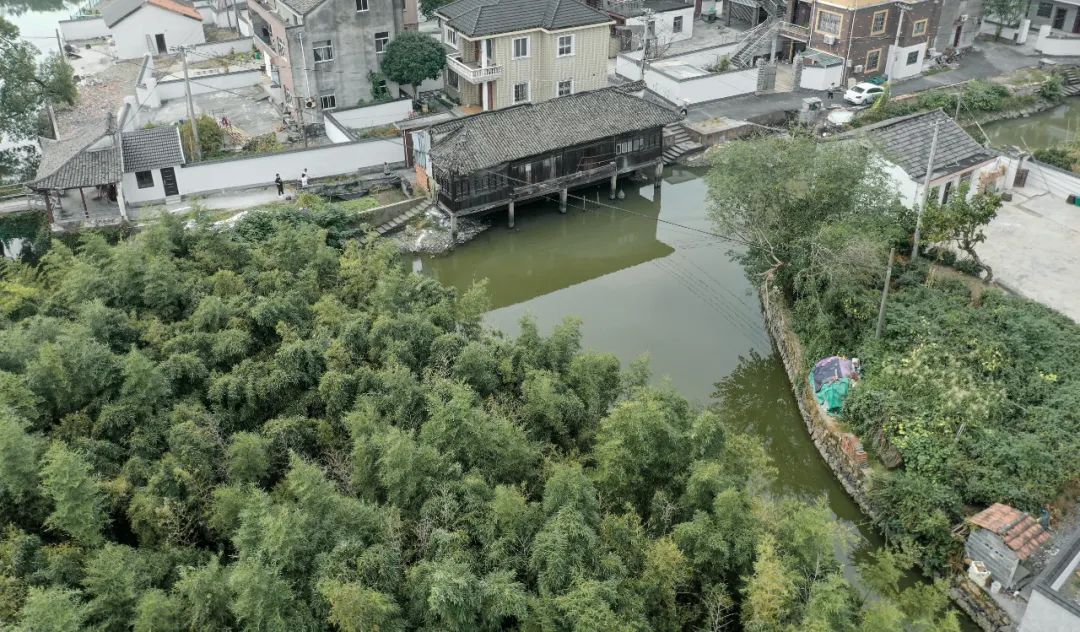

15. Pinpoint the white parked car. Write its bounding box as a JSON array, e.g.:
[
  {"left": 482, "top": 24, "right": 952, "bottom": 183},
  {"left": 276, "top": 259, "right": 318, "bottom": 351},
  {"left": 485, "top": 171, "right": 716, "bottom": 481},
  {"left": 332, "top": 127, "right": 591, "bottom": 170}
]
[{"left": 844, "top": 82, "right": 885, "bottom": 105}]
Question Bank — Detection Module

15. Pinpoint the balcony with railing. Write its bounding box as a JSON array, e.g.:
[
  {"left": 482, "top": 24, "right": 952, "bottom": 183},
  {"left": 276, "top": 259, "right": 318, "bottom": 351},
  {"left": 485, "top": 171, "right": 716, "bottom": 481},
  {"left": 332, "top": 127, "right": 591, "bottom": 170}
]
[
  {"left": 779, "top": 22, "right": 811, "bottom": 42},
  {"left": 447, "top": 53, "right": 502, "bottom": 83}
]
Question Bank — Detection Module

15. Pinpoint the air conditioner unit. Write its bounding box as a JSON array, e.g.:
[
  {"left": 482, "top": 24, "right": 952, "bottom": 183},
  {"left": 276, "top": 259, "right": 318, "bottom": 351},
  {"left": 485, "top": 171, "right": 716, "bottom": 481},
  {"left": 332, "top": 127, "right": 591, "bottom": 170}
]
[
  {"left": 854, "top": 64, "right": 864, "bottom": 73},
  {"left": 960, "top": 14, "right": 969, "bottom": 22},
  {"left": 823, "top": 34, "right": 838, "bottom": 45}
]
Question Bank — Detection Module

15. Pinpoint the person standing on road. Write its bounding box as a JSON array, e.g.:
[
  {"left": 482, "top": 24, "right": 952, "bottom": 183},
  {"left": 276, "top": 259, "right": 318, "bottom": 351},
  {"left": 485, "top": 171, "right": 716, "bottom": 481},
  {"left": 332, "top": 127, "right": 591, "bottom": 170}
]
[
  {"left": 827, "top": 85, "right": 835, "bottom": 102},
  {"left": 300, "top": 169, "right": 309, "bottom": 188},
  {"left": 274, "top": 174, "right": 284, "bottom": 196}
]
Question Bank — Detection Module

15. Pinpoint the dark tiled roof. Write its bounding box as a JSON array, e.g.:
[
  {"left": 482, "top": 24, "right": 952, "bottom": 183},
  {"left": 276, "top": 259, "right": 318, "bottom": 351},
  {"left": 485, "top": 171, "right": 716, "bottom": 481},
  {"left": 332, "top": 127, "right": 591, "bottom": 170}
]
[
  {"left": 101, "top": 0, "right": 202, "bottom": 27},
  {"left": 428, "top": 84, "right": 677, "bottom": 172},
  {"left": 29, "top": 146, "right": 122, "bottom": 190},
  {"left": 969, "top": 503, "right": 1052, "bottom": 561},
  {"left": 122, "top": 126, "right": 185, "bottom": 172},
  {"left": 437, "top": 0, "right": 611, "bottom": 38},
  {"left": 278, "top": 0, "right": 325, "bottom": 15},
  {"left": 836, "top": 109, "right": 996, "bottom": 180}
]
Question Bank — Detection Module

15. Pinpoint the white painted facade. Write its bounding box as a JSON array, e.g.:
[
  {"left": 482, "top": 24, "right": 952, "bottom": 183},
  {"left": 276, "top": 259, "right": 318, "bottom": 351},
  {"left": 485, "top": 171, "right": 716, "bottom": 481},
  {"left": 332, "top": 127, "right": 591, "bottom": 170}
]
[
  {"left": 59, "top": 17, "right": 110, "bottom": 41},
  {"left": 881, "top": 156, "right": 1006, "bottom": 209},
  {"left": 626, "top": 6, "right": 695, "bottom": 49},
  {"left": 111, "top": 5, "right": 206, "bottom": 59},
  {"left": 884, "top": 42, "right": 926, "bottom": 81},
  {"left": 800, "top": 63, "right": 844, "bottom": 90}
]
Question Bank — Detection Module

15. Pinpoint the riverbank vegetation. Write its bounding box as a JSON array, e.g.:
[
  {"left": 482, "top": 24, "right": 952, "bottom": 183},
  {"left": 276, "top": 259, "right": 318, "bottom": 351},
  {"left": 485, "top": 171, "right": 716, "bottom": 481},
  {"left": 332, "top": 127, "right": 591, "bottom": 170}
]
[
  {"left": 0, "top": 208, "right": 959, "bottom": 629},
  {"left": 708, "top": 137, "right": 1080, "bottom": 573},
  {"left": 854, "top": 78, "right": 1054, "bottom": 128}
]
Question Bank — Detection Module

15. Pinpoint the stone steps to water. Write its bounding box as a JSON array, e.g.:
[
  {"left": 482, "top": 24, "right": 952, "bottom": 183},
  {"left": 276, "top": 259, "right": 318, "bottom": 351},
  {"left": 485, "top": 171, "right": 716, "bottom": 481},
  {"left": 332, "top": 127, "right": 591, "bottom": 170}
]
[
  {"left": 663, "top": 140, "right": 704, "bottom": 165},
  {"left": 375, "top": 203, "right": 432, "bottom": 236}
]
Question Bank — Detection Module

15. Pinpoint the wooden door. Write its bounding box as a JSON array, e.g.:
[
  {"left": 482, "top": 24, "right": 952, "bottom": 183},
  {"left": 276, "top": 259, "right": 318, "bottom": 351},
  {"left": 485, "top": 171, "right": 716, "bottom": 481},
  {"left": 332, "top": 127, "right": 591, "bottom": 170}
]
[
  {"left": 1053, "top": 8, "right": 1067, "bottom": 30},
  {"left": 160, "top": 167, "right": 179, "bottom": 196}
]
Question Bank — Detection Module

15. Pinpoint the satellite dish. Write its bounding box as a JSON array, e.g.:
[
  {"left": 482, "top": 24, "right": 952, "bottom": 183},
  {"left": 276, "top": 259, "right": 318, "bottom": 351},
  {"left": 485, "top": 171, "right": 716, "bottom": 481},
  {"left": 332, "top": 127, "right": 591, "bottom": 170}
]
[{"left": 305, "top": 98, "right": 316, "bottom": 109}]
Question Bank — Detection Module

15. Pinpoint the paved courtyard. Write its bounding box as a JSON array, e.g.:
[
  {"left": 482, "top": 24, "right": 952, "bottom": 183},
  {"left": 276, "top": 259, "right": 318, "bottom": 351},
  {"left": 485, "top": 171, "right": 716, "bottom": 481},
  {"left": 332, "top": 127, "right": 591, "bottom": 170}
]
[
  {"left": 147, "top": 86, "right": 281, "bottom": 137},
  {"left": 980, "top": 188, "right": 1080, "bottom": 324}
]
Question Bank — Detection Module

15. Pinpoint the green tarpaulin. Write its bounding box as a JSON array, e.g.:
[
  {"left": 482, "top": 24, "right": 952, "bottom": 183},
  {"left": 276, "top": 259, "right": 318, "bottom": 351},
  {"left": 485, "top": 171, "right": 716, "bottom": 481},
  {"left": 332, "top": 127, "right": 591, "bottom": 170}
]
[{"left": 810, "top": 375, "right": 851, "bottom": 414}]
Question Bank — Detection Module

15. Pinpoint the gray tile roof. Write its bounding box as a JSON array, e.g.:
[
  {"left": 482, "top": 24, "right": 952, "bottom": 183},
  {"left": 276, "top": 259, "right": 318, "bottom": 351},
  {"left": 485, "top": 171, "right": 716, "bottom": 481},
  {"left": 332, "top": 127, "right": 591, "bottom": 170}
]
[
  {"left": 836, "top": 109, "right": 996, "bottom": 180},
  {"left": 428, "top": 84, "right": 679, "bottom": 172},
  {"left": 437, "top": 0, "right": 611, "bottom": 38},
  {"left": 29, "top": 146, "right": 122, "bottom": 190},
  {"left": 277, "top": 0, "right": 325, "bottom": 15},
  {"left": 122, "top": 126, "right": 186, "bottom": 172}
]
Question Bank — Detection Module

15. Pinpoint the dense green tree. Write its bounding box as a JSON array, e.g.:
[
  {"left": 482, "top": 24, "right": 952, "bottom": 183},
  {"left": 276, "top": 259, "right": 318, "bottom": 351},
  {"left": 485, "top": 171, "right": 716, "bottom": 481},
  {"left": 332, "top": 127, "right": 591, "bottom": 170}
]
[
  {"left": 379, "top": 30, "right": 446, "bottom": 98},
  {"left": 14, "top": 586, "right": 85, "bottom": 632},
  {"left": 0, "top": 409, "right": 42, "bottom": 500},
  {"left": 0, "top": 205, "right": 959, "bottom": 630},
  {"left": 39, "top": 442, "right": 107, "bottom": 546},
  {"left": 0, "top": 17, "right": 77, "bottom": 141}
]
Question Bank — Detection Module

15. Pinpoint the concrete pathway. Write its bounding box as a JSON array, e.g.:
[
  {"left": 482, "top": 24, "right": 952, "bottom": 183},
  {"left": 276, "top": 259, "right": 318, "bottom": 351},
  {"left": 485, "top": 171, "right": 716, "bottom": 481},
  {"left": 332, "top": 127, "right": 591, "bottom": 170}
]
[
  {"left": 980, "top": 189, "right": 1080, "bottom": 324},
  {"left": 687, "top": 40, "right": 1045, "bottom": 124}
]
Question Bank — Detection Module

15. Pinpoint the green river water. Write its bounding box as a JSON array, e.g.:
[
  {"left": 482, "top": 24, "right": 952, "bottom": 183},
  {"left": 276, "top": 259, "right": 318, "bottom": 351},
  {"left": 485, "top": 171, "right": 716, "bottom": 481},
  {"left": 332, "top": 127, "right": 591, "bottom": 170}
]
[
  {"left": 420, "top": 167, "right": 891, "bottom": 582},
  {"left": 981, "top": 99, "right": 1080, "bottom": 150}
]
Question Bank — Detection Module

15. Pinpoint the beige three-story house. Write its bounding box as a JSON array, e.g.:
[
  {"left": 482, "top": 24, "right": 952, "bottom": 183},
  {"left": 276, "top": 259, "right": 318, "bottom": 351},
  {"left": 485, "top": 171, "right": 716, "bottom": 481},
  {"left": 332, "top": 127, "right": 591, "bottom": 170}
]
[{"left": 437, "top": 0, "right": 613, "bottom": 112}]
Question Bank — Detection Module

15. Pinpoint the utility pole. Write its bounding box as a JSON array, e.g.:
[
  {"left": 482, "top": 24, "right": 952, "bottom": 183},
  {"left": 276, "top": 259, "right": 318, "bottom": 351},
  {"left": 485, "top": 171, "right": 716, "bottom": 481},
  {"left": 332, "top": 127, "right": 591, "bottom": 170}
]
[
  {"left": 55, "top": 28, "right": 64, "bottom": 57},
  {"left": 177, "top": 45, "right": 202, "bottom": 161},
  {"left": 954, "top": 91, "right": 962, "bottom": 121},
  {"left": 231, "top": 0, "right": 242, "bottom": 36},
  {"left": 911, "top": 119, "right": 940, "bottom": 262},
  {"left": 875, "top": 247, "right": 896, "bottom": 339}
]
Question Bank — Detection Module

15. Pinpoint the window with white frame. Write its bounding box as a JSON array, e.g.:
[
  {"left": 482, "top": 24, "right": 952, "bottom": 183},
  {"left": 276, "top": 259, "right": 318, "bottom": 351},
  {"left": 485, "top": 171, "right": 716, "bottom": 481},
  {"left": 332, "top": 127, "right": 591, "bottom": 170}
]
[
  {"left": 446, "top": 28, "right": 458, "bottom": 47},
  {"left": 320, "top": 93, "right": 337, "bottom": 110},
  {"left": 313, "top": 39, "right": 333, "bottom": 62},
  {"left": 1037, "top": 2, "right": 1053, "bottom": 18},
  {"left": 557, "top": 80, "right": 572, "bottom": 97},
  {"left": 906, "top": 50, "right": 919, "bottom": 65},
  {"left": 355, "top": 0, "right": 368, "bottom": 11},
  {"left": 912, "top": 19, "right": 928, "bottom": 36},
  {"left": 673, "top": 15, "right": 683, "bottom": 33},
  {"left": 375, "top": 31, "right": 389, "bottom": 53},
  {"left": 513, "top": 82, "right": 529, "bottom": 103},
  {"left": 513, "top": 36, "right": 529, "bottom": 59},
  {"left": 557, "top": 34, "right": 574, "bottom": 57},
  {"left": 447, "top": 70, "right": 459, "bottom": 89}
]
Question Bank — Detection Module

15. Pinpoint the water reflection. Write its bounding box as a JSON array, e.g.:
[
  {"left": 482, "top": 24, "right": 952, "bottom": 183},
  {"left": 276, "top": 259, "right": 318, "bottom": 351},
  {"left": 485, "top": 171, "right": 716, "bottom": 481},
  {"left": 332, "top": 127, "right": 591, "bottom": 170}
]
[{"left": 981, "top": 100, "right": 1080, "bottom": 151}]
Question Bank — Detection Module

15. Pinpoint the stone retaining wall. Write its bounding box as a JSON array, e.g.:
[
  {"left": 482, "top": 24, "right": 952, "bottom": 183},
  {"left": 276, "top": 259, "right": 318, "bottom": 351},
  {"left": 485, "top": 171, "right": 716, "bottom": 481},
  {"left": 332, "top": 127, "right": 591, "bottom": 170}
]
[
  {"left": 951, "top": 580, "right": 1018, "bottom": 632},
  {"left": 760, "top": 283, "right": 1017, "bottom": 632},
  {"left": 759, "top": 284, "right": 876, "bottom": 517}
]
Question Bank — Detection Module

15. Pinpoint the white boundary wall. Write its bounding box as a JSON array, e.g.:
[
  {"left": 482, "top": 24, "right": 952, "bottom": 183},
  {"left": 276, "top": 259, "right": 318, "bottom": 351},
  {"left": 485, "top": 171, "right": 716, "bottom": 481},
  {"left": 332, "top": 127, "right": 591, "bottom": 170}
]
[
  {"left": 1034, "top": 25, "right": 1080, "bottom": 56},
  {"left": 156, "top": 68, "right": 263, "bottom": 100},
  {"left": 59, "top": 17, "right": 109, "bottom": 41},
  {"left": 645, "top": 66, "right": 757, "bottom": 105},
  {"left": 192, "top": 38, "right": 253, "bottom": 58},
  {"left": 325, "top": 100, "right": 415, "bottom": 131},
  {"left": 123, "top": 137, "right": 405, "bottom": 204}
]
